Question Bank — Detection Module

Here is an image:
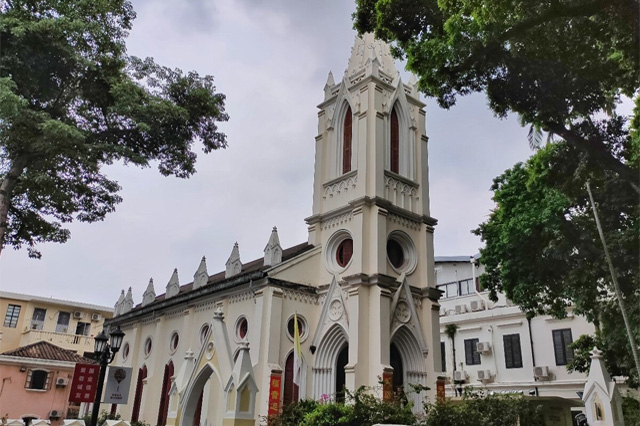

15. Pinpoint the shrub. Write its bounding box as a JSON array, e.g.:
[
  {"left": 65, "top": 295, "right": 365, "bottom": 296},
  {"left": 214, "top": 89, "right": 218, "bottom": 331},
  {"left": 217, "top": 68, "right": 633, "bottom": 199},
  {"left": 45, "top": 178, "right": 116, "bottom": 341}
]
[{"left": 421, "top": 389, "right": 544, "bottom": 426}]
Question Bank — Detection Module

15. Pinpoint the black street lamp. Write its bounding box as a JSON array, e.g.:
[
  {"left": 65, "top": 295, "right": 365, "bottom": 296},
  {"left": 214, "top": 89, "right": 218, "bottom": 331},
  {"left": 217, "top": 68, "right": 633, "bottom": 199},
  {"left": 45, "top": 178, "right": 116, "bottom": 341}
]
[{"left": 90, "top": 326, "right": 125, "bottom": 426}]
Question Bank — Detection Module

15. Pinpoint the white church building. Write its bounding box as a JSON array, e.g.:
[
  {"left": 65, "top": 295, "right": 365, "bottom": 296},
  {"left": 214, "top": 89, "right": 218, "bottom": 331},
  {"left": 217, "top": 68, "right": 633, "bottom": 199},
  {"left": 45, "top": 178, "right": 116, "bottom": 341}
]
[{"left": 106, "top": 34, "right": 442, "bottom": 426}]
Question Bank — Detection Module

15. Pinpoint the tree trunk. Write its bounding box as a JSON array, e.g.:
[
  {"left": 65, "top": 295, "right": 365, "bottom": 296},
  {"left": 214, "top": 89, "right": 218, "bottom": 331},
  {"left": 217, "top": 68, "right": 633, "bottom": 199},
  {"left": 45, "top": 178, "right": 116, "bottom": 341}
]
[{"left": 0, "top": 157, "right": 28, "bottom": 257}]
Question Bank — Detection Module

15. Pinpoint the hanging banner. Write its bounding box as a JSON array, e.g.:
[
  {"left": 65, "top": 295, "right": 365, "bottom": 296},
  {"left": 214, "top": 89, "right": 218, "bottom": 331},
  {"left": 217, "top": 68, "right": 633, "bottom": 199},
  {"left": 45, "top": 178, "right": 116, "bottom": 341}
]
[
  {"left": 103, "top": 366, "right": 133, "bottom": 404},
  {"left": 69, "top": 363, "right": 100, "bottom": 403},
  {"left": 382, "top": 371, "right": 393, "bottom": 401},
  {"left": 267, "top": 373, "right": 282, "bottom": 417}
]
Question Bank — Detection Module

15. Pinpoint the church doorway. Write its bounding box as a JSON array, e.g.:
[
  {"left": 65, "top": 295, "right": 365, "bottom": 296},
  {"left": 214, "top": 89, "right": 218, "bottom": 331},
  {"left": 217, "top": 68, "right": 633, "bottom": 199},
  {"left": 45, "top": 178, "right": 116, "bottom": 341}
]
[
  {"left": 390, "top": 343, "right": 404, "bottom": 396},
  {"left": 335, "top": 345, "right": 348, "bottom": 402},
  {"left": 180, "top": 365, "right": 220, "bottom": 426}
]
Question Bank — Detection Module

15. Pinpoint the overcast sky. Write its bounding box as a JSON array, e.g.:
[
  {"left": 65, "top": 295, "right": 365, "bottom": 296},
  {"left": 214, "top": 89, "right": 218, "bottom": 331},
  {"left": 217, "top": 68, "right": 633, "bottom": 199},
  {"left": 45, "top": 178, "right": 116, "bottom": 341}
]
[{"left": 1, "top": 0, "right": 536, "bottom": 308}]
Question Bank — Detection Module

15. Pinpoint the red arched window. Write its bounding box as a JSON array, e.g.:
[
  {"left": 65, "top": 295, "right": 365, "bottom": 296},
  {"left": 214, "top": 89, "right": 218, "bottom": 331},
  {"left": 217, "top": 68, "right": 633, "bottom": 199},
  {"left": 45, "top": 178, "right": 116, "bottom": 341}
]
[
  {"left": 390, "top": 108, "right": 399, "bottom": 174},
  {"left": 283, "top": 352, "right": 299, "bottom": 407},
  {"left": 157, "top": 361, "right": 174, "bottom": 426},
  {"left": 343, "top": 107, "right": 352, "bottom": 174},
  {"left": 131, "top": 365, "right": 147, "bottom": 423}
]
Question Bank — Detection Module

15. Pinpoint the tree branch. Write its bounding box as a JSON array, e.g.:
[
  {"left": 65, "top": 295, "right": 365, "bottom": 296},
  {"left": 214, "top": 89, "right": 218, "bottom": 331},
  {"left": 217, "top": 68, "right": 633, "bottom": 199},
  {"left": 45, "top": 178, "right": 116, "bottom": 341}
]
[{"left": 545, "top": 121, "right": 640, "bottom": 195}]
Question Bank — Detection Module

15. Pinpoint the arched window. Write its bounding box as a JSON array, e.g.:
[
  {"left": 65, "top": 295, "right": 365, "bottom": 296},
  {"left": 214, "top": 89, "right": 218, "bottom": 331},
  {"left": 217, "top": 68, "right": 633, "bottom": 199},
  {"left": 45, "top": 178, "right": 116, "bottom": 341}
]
[
  {"left": 157, "top": 361, "right": 174, "bottom": 426},
  {"left": 283, "top": 353, "right": 299, "bottom": 407},
  {"left": 390, "top": 108, "right": 399, "bottom": 174},
  {"left": 343, "top": 107, "right": 352, "bottom": 174},
  {"left": 131, "top": 365, "right": 147, "bottom": 423}
]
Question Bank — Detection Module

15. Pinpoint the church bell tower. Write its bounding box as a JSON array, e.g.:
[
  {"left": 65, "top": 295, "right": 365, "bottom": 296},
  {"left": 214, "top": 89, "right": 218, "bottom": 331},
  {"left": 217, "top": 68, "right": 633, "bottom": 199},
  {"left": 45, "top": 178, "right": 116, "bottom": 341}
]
[{"left": 306, "top": 33, "right": 441, "bottom": 405}]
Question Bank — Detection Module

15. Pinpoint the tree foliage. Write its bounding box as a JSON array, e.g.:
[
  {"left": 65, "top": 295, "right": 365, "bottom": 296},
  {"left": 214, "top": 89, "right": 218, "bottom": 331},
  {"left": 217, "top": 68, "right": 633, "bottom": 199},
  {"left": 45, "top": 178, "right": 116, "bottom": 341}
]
[
  {"left": 0, "top": 0, "right": 229, "bottom": 257},
  {"left": 473, "top": 137, "right": 639, "bottom": 385},
  {"left": 354, "top": 0, "right": 639, "bottom": 192}
]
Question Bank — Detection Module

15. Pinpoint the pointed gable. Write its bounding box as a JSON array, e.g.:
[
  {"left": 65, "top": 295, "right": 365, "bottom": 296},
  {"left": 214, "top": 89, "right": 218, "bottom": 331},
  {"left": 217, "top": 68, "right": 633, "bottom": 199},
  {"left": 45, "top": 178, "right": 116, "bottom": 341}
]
[
  {"left": 166, "top": 269, "right": 180, "bottom": 299},
  {"left": 263, "top": 227, "right": 282, "bottom": 267},
  {"left": 193, "top": 256, "right": 208, "bottom": 290},
  {"left": 142, "top": 278, "right": 156, "bottom": 307},
  {"left": 390, "top": 276, "right": 428, "bottom": 355},
  {"left": 311, "top": 275, "right": 349, "bottom": 349},
  {"left": 122, "top": 287, "right": 134, "bottom": 314},
  {"left": 114, "top": 290, "right": 125, "bottom": 316},
  {"left": 225, "top": 243, "right": 242, "bottom": 278}
]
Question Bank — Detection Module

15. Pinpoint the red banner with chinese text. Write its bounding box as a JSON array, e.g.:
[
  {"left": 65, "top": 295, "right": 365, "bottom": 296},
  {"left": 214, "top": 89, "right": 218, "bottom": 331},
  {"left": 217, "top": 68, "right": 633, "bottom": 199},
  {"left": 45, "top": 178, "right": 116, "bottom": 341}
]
[
  {"left": 382, "top": 371, "right": 393, "bottom": 401},
  {"left": 436, "top": 377, "right": 446, "bottom": 402},
  {"left": 69, "top": 363, "right": 100, "bottom": 403},
  {"left": 267, "top": 373, "right": 282, "bottom": 417}
]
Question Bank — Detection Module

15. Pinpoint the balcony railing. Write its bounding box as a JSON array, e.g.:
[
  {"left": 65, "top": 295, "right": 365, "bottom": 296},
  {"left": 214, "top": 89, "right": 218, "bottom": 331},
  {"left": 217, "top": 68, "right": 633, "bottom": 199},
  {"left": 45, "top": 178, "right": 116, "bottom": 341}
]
[{"left": 21, "top": 329, "right": 94, "bottom": 349}]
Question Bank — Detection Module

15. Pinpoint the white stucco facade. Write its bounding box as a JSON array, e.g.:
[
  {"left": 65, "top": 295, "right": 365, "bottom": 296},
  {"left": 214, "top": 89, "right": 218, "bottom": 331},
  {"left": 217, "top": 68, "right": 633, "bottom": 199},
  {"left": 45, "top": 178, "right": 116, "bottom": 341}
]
[
  {"left": 106, "top": 34, "right": 440, "bottom": 426},
  {"left": 436, "top": 256, "right": 597, "bottom": 425}
]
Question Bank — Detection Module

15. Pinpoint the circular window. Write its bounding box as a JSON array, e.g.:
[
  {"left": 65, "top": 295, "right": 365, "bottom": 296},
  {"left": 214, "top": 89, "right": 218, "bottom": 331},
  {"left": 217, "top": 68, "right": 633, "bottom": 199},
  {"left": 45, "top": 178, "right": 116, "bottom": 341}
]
[
  {"left": 387, "top": 239, "right": 404, "bottom": 269},
  {"left": 169, "top": 332, "right": 179, "bottom": 354},
  {"left": 325, "top": 230, "right": 354, "bottom": 272},
  {"left": 144, "top": 337, "right": 153, "bottom": 358},
  {"left": 336, "top": 239, "right": 353, "bottom": 267},
  {"left": 386, "top": 231, "right": 417, "bottom": 274},
  {"left": 286, "top": 315, "right": 307, "bottom": 340},
  {"left": 200, "top": 324, "right": 210, "bottom": 345},
  {"left": 236, "top": 317, "right": 248, "bottom": 340},
  {"left": 121, "top": 342, "right": 130, "bottom": 361}
]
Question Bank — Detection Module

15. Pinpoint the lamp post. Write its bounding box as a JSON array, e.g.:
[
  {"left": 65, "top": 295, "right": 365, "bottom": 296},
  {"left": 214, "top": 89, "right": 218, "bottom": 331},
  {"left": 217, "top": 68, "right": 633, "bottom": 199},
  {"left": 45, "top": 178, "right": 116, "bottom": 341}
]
[{"left": 90, "top": 326, "right": 125, "bottom": 426}]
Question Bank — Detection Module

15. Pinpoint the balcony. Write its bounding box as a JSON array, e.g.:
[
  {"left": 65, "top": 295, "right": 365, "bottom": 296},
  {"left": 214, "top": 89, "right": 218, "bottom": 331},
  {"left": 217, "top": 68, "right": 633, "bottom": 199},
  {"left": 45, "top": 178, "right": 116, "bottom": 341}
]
[{"left": 21, "top": 329, "right": 94, "bottom": 352}]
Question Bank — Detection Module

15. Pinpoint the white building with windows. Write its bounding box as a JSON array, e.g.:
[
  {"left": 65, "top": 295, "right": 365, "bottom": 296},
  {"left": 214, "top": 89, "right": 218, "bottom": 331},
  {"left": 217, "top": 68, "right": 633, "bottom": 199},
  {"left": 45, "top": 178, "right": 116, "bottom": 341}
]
[
  {"left": 436, "top": 256, "right": 596, "bottom": 425},
  {"left": 106, "top": 34, "right": 441, "bottom": 426}
]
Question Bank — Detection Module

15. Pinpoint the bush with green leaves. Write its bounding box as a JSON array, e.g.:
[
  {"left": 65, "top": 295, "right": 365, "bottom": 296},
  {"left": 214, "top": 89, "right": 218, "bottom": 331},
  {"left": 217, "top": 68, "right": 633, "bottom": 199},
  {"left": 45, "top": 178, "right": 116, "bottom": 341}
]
[
  {"left": 420, "top": 389, "right": 544, "bottom": 426},
  {"left": 81, "top": 410, "right": 120, "bottom": 426},
  {"left": 267, "top": 387, "right": 417, "bottom": 426},
  {"left": 623, "top": 393, "right": 640, "bottom": 426}
]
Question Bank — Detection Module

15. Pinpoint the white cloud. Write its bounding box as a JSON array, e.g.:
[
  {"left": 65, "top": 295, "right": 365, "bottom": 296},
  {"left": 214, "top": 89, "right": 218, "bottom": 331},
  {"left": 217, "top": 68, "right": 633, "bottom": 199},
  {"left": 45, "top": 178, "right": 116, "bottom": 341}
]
[{"left": 0, "top": 1, "right": 535, "bottom": 306}]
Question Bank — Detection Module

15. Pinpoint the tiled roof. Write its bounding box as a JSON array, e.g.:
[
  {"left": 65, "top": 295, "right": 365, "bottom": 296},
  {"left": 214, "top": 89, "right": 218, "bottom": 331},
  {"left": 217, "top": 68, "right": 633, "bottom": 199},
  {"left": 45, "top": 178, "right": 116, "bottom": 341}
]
[
  {"left": 145, "top": 242, "right": 314, "bottom": 306},
  {"left": 1, "top": 341, "right": 97, "bottom": 364}
]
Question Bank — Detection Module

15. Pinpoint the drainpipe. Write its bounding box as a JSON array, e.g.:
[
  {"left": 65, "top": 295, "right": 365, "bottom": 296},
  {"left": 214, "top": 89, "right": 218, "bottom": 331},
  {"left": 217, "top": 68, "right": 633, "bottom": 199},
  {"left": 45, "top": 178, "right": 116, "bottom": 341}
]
[{"left": 527, "top": 316, "right": 539, "bottom": 397}]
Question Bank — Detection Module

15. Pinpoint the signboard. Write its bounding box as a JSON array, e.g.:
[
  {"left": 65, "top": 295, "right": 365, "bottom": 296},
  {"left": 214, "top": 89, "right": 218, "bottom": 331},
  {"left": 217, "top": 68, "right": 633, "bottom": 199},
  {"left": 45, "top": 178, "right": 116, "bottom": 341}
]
[
  {"left": 267, "top": 373, "right": 282, "bottom": 417},
  {"left": 69, "top": 363, "right": 100, "bottom": 403},
  {"left": 436, "top": 376, "right": 446, "bottom": 402},
  {"left": 103, "top": 366, "right": 133, "bottom": 404},
  {"left": 382, "top": 371, "right": 393, "bottom": 401}
]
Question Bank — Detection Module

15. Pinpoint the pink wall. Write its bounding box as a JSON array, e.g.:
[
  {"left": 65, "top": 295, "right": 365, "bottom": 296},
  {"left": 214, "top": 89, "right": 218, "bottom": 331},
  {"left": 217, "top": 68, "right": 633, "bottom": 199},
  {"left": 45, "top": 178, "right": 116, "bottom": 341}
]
[{"left": 0, "top": 363, "right": 75, "bottom": 426}]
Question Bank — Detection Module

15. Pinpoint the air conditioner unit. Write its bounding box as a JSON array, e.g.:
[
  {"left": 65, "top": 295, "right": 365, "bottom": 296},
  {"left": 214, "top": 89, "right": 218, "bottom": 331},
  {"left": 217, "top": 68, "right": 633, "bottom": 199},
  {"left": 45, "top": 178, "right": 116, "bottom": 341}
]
[
  {"left": 56, "top": 377, "right": 69, "bottom": 387},
  {"left": 455, "top": 304, "right": 467, "bottom": 314},
  {"left": 477, "top": 369, "right": 492, "bottom": 381},
  {"left": 91, "top": 313, "right": 102, "bottom": 322},
  {"left": 470, "top": 300, "right": 485, "bottom": 311},
  {"left": 476, "top": 342, "right": 492, "bottom": 353},
  {"left": 49, "top": 410, "right": 62, "bottom": 418},
  {"left": 73, "top": 311, "right": 83, "bottom": 319},
  {"left": 533, "top": 366, "right": 550, "bottom": 380},
  {"left": 452, "top": 370, "right": 468, "bottom": 382}
]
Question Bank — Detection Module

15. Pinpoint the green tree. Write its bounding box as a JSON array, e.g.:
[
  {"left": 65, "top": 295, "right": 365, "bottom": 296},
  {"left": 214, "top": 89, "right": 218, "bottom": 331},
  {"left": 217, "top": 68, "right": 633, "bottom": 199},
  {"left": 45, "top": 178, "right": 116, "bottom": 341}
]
[
  {"left": 0, "top": 0, "right": 229, "bottom": 258},
  {"left": 473, "top": 140, "right": 639, "bottom": 386},
  {"left": 354, "top": 0, "right": 639, "bottom": 193}
]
